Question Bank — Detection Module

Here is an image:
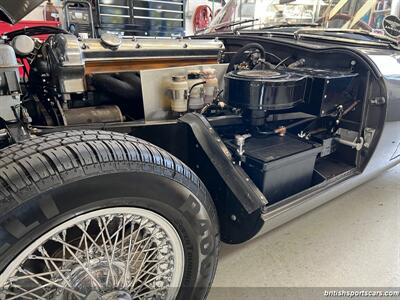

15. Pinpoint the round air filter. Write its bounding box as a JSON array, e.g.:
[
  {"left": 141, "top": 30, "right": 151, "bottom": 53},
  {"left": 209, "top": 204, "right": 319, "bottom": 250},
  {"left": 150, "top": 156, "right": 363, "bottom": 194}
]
[{"left": 224, "top": 69, "right": 308, "bottom": 111}]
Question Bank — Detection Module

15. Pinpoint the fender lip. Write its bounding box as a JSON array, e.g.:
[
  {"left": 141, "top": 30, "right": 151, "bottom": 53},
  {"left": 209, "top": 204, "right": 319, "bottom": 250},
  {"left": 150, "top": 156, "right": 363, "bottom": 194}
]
[
  {"left": 0, "top": 0, "right": 45, "bottom": 25},
  {"left": 179, "top": 113, "right": 268, "bottom": 213}
]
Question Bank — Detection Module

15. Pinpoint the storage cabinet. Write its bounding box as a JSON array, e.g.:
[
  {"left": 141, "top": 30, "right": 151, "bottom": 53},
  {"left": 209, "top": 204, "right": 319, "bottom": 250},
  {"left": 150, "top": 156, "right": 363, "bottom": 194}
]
[{"left": 96, "top": 0, "right": 185, "bottom": 36}]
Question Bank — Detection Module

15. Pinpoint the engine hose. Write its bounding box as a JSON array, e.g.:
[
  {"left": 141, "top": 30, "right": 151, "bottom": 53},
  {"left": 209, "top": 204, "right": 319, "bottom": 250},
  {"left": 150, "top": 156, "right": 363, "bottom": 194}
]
[
  {"left": 91, "top": 73, "right": 144, "bottom": 119},
  {"left": 227, "top": 43, "right": 266, "bottom": 73}
]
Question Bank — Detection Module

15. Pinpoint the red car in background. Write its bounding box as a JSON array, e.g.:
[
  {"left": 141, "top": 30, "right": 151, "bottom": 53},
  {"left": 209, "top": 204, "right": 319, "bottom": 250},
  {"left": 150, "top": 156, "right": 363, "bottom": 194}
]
[
  {"left": 0, "top": 20, "right": 61, "bottom": 40},
  {"left": 0, "top": 20, "right": 61, "bottom": 75}
]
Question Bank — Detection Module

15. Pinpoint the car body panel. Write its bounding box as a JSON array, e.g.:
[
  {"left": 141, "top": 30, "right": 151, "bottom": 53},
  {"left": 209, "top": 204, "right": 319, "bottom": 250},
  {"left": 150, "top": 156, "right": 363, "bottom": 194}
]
[
  {"left": 255, "top": 46, "right": 400, "bottom": 238},
  {"left": 0, "top": 0, "right": 45, "bottom": 24}
]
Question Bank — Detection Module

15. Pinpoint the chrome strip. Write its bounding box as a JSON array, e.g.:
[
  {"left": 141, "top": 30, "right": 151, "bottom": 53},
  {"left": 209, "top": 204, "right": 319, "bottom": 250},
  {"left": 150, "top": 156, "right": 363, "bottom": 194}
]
[
  {"left": 84, "top": 55, "right": 218, "bottom": 62},
  {"left": 99, "top": 4, "right": 129, "bottom": 8},
  {"left": 134, "top": 0, "right": 183, "bottom": 6},
  {"left": 133, "top": 6, "right": 183, "bottom": 14},
  {"left": 100, "top": 13, "right": 130, "bottom": 18},
  {"left": 297, "top": 33, "right": 388, "bottom": 47},
  {"left": 134, "top": 15, "right": 183, "bottom": 21}
]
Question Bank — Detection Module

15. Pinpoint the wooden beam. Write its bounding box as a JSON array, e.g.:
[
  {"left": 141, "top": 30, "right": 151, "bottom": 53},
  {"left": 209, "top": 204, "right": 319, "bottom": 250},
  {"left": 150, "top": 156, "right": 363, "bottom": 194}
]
[
  {"left": 343, "top": 0, "right": 375, "bottom": 29},
  {"left": 329, "top": 0, "right": 350, "bottom": 20}
]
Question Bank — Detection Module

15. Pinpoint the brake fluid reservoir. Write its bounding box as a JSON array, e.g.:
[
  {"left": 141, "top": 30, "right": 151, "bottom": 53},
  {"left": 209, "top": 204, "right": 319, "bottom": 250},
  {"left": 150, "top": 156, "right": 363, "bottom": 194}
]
[
  {"left": 188, "top": 71, "right": 204, "bottom": 110},
  {"left": 203, "top": 68, "right": 218, "bottom": 104},
  {"left": 169, "top": 75, "right": 188, "bottom": 113}
]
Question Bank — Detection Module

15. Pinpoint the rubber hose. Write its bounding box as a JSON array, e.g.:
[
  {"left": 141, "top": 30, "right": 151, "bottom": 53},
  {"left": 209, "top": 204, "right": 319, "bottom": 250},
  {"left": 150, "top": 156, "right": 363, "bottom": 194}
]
[
  {"left": 90, "top": 73, "right": 144, "bottom": 119},
  {"left": 227, "top": 43, "right": 266, "bottom": 73}
]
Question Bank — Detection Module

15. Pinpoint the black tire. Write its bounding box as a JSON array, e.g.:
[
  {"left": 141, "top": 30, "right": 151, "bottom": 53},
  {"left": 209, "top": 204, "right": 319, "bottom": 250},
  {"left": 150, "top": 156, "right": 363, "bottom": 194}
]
[{"left": 0, "top": 130, "right": 219, "bottom": 300}]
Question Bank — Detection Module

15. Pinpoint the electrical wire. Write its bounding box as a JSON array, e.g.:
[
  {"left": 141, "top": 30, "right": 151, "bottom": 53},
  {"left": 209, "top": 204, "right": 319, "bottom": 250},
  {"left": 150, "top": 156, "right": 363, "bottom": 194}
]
[
  {"left": 187, "top": 81, "right": 206, "bottom": 112},
  {"left": 274, "top": 56, "right": 291, "bottom": 70},
  {"left": 257, "top": 117, "right": 318, "bottom": 137},
  {"left": 214, "top": 89, "right": 224, "bottom": 101},
  {"left": 285, "top": 117, "right": 317, "bottom": 130},
  {"left": 21, "top": 59, "right": 29, "bottom": 85},
  {"left": 5, "top": 26, "right": 68, "bottom": 41},
  {"left": 265, "top": 52, "right": 284, "bottom": 63}
]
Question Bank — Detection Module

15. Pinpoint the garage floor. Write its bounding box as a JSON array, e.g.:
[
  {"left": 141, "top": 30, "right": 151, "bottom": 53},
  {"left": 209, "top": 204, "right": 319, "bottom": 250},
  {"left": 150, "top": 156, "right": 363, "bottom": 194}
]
[{"left": 208, "top": 165, "right": 400, "bottom": 299}]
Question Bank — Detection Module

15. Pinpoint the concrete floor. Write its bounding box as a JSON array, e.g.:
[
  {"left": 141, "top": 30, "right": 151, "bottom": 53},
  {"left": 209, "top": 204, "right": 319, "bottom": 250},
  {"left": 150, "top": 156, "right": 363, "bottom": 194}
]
[{"left": 208, "top": 165, "right": 400, "bottom": 299}]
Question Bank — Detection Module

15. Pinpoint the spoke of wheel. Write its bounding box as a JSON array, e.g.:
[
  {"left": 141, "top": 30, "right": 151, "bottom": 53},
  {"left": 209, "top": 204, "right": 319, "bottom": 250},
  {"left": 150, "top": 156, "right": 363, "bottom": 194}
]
[
  {"left": 63, "top": 242, "right": 102, "bottom": 289},
  {"left": 131, "top": 270, "right": 171, "bottom": 296},
  {"left": 131, "top": 246, "right": 160, "bottom": 278},
  {"left": 128, "top": 250, "right": 163, "bottom": 292},
  {"left": 126, "top": 230, "right": 161, "bottom": 291},
  {"left": 10, "top": 269, "right": 70, "bottom": 282},
  {"left": 125, "top": 232, "right": 160, "bottom": 259},
  {"left": 61, "top": 230, "right": 67, "bottom": 264},
  {"left": 97, "top": 217, "right": 116, "bottom": 287},
  {"left": 2, "top": 290, "right": 32, "bottom": 300},
  {"left": 120, "top": 218, "right": 144, "bottom": 288},
  {"left": 37, "top": 248, "right": 51, "bottom": 273},
  {"left": 119, "top": 223, "right": 152, "bottom": 251},
  {"left": 13, "top": 283, "right": 44, "bottom": 296},
  {"left": 41, "top": 289, "right": 57, "bottom": 298},
  {"left": 131, "top": 287, "right": 168, "bottom": 299},
  {"left": 128, "top": 250, "right": 149, "bottom": 291},
  {"left": 77, "top": 225, "right": 105, "bottom": 256},
  {"left": 106, "top": 217, "right": 122, "bottom": 286},
  {"left": 117, "top": 218, "right": 136, "bottom": 288},
  {"left": 17, "top": 267, "right": 42, "bottom": 288},
  {"left": 77, "top": 222, "right": 92, "bottom": 266},
  {"left": 132, "top": 254, "right": 169, "bottom": 286},
  {"left": 127, "top": 228, "right": 160, "bottom": 268},
  {"left": 8, "top": 282, "right": 52, "bottom": 300},
  {"left": 112, "top": 217, "right": 142, "bottom": 253},
  {"left": 38, "top": 247, "right": 74, "bottom": 290},
  {"left": 83, "top": 228, "right": 91, "bottom": 266},
  {"left": 120, "top": 215, "right": 127, "bottom": 261},
  {"left": 102, "top": 217, "right": 128, "bottom": 248},
  {"left": 115, "top": 224, "right": 143, "bottom": 258},
  {"left": 142, "top": 246, "right": 162, "bottom": 254},
  {"left": 89, "top": 217, "right": 114, "bottom": 251},
  {"left": 75, "top": 226, "right": 87, "bottom": 257},
  {"left": 101, "top": 217, "right": 115, "bottom": 250},
  {"left": 20, "top": 267, "right": 80, "bottom": 299},
  {"left": 17, "top": 272, "right": 85, "bottom": 299},
  {"left": 52, "top": 237, "right": 86, "bottom": 255},
  {"left": 28, "top": 255, "right": 75, "bottom": 264}
]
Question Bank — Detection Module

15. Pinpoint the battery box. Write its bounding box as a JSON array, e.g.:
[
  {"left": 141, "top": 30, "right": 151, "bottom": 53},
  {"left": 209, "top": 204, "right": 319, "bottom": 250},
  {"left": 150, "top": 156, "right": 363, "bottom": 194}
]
[{"left": 227, "top": 134, "right": 322, "bottom": 204}]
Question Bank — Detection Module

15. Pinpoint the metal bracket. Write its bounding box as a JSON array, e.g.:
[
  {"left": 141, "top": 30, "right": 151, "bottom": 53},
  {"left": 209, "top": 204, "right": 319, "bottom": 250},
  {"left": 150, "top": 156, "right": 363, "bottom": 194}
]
[
  {"left": 335, "top": 136, "right": 364, "bottom": 151},
  {"left": 335, "top": 128, "right": 364, "bottom": 151},
  {"left": 235, "top": 133, "right": 252, "bottom": 165},
  {"left": 370, "top": 97, "right": 386, "bottom": 105},
  {"left": 363, "top": 127, "right": 376, "bottom": 148}
]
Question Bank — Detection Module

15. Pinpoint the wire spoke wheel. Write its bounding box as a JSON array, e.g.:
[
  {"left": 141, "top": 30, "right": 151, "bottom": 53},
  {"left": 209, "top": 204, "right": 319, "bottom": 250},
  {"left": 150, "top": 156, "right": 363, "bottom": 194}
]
[{"left": 0, "top": 207, "right": 185, "bottom": 300}]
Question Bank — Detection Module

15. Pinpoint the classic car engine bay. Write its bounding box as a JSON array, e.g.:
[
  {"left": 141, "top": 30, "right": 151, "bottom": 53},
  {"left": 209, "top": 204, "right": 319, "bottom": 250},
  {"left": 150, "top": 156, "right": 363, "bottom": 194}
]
[
  {"left": 0, "top": 31, "right": 381, "bottom": 207},
  {"left": 1, "top": 0, "right": 400, "bottom": 296}
]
